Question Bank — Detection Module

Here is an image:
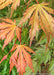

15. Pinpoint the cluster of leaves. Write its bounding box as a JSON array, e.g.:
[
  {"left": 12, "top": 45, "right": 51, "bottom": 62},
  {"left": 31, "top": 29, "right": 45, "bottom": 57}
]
[{"left": 0, "top": 0, "right": 54, "bottom": 75}]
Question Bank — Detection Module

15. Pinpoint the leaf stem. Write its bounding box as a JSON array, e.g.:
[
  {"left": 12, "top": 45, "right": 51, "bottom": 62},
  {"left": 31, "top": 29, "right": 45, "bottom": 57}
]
[
  {"left": 27, "top": 0, "right": 31, "bottom": 8},
  {"left": 36, "top": 0, "right": 39, "bottom": 4}
]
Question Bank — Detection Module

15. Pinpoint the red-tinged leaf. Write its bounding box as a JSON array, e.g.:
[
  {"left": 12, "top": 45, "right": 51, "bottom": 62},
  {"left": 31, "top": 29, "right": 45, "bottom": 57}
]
[
  {"left": 2, "top": 18, "right": 15, "bottom": 24},
  {"left": 17, "top": 49, "right": 26, "bottom": 75},
  {"left": 9, "top": 44, "right": 34, "bottom": 75},
  {"left": 10, "top": 44, "right": 17, "bottom": 52},
  {"left": 22, "top": 45, "right": 35, "bottom": 53},
  {"left": 40, "top": 3, "right": 54, "bottom": 14},
  {"left": 2, "top": 30, "right": 14, "bottom": 50},
  {"left": 0, "top": 19, "right": 21, "bottom": 49},
  {"left": 0, "top": 28, "right": 12, "bottom": 38},
  {"left": 29, "top": 10, "right": 39, "bottom": 46},
  {"left": 2, "top": 35, "right": 6, "bottom": 40},
  {"left": 0, "top": 22, "right": 11, "bottom": 29},
  {"left": 0, "top": 0, "right": 12, "bottom": 9},
  {"left": 18, "top": 4, "right": 37, "bottom": 26},
  {"left": 0, "top": 55, "right": 8, "bottom": 64},
  {"left": 9, "top": 61, "right": 15, "bottom": 74},
  {"left": 16, "top": 27, "right": 21, "bottom": 43},
  {"left": 9, "top": 48, "right": 19, "bottom": 73},
  {"left": 10, "top": 0, "right": 20, "bottom": 17},
  {"left": 10, "top": 0, "right": 25, "bottom": 17},
  {"left": 0, "top": 19, "right": 16, "bottom": 49},
  {"left": 40, "top": 2, "right": 50, "bottom": 6},
  {"left": 0, "top": 0, "right": 25, "bottom": 11},
  {"left": 18, "top": 3, "right": 54, "bottom": 46},
  {"left": 11, "top": 0, "right": 20, "bottom": 10},
  {"left": 22, "top": 48, "right": 34, "bottom": 72}
]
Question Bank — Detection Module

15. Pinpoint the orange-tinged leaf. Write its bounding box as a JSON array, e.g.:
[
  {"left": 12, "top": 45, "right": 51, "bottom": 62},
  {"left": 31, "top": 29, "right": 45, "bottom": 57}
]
[
  {"left": 18, "top": 3, "right": 54, "bottom": 45},
  {"left": 0, "top": 0, "right": 26, "bottom": 10},
  {"left": 2, "top": 18, "right": 15, "bottom": 24},
  {"left": 10, "top": 44, "right": 17, "bottom": 52},
  {"left": 22, "top": 48, "right": 34, "bottom": 72},
  {"left": 16, "top": 27, "right": 21, "bottom": 43},
  {"left": 10, "top": 0, "right": 25, "bottom": 17},
  {"left": 39, "top": 6, "right": 54, "bottom": 35},
  {"left": 0, "top": 0, "right": 12, "bottom": 9},
  {"left": 9, "top": 61, "right": 15, "bottom": 74},
  {"left": 11, "top": 0, "right": 20, "bottom": 10},
  {"left": 0, "top": 55, "right": 8, "bottom": 64},
  {"left": 0, "top": 19, "right": 16, "bottom": 49},
  {"left": 18, "top": 4, "right": 37, "bottom": 26},
  {"left": 0, "top": 23, "right": 12, "bottom": 29},
  {"left": 40, "top": 2, "right": 54, "bottom": 14},
  {"left": 29, "top": 9, "right": 39, "bottom": 46},
  {"left": 22, "top": 45, "right": 35, "bottom": 53},
  {"left": 2, "top": 35, "right": 6, "bottom": 40},
  {"left": 42, "top": 6, "right": 54, "bottom": 14},
  {"left": 0, "top": 19, "right": 21, "bottom": 49},
  {"left": 9, "top": 44, "right": 34, "bottom": 75},
  {"left": 2, "top": 30, "right": 14, "bottom": 49},
  {"left": 0, "top": 0, "right": 5, "bottom": 4},
  {"left": 0, "top": 0, "right": 25, "bottom": 17},
  {"left": 0, "top": 28, "right": 12, "bottom": 38},
  {"left": 17, "top": 49, "right": 26, "bottom": 75},
  {"left": 9, "top": 48, "right": 19, "bottom": 73},
  {"left": 40, "top": 2, "right": 50, "bottom": 6}
]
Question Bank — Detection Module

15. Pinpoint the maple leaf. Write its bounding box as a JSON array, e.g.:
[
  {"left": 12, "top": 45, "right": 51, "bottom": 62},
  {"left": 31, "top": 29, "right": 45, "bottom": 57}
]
[
  {"left": 10, "top": 0, "right": 20, "bottom": 17},
  {"left": 10, "top": 0, "right": 25, "bottom": 17},
  {"left": 0, "top": 18, "right": 21, "bottom": 49},
  {"left": 18, "top": 2, "right": 54, "bottom": 46},
  {"left": 0, "top": 0, "right": 13, "bottom": 9},
  {"left": 0, "top": 0, "right": 25, "bottom": 17},
  {"left": 0, "top": 0, "right": 24, "bottom": 10},
  {"left": 0, "top": 44, "right": 17, "bottom": 64},
  {"left": 11, "top": 0, "right": 20, "bottom": 10},
  {"left": 9, "top": 45, "right": 35, "bottom": 75},
  {"left": 0, "top": 54, "right": 8, "bottom": 64},
  {"left": 16, "top": 27, "right": 21, "bottom": 43}
]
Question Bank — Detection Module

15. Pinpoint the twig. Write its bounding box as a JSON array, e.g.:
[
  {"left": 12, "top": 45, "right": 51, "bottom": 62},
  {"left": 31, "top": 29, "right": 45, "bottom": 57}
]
[{"left": 36, "top": 0, "right": 39, "bottom": 4}]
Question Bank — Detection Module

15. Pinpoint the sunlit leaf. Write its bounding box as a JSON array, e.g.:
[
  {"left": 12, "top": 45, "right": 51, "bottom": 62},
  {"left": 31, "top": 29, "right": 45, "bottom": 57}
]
[
  {"left": 18, "top": 2, "right": 54, "bottom": 46},
  {"left": 9, "top": 45, "right": 34, "bottom": 75},
  {"left": 0, "top": 19, "right": 21, "bottom": 49}
]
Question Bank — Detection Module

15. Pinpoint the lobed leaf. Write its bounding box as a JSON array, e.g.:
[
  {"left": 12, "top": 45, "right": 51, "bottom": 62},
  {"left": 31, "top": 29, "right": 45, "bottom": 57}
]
[
  {"left": 9, "top": 45, "right": 34, "bottom": 75},
  {"left": 0, "top": 0, "right": 12, "bottom": 9},
  {"left": 0, "top": 19, "right": 21, "bottom": 49},
  {"left": 18, "top": 3, "right": 54, "bottom": 46}
]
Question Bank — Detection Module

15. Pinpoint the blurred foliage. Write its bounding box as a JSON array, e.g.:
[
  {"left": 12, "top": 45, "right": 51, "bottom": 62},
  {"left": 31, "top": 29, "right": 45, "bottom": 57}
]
[{"left": 0, "top": 0, "right": 54, "bottom": 75}]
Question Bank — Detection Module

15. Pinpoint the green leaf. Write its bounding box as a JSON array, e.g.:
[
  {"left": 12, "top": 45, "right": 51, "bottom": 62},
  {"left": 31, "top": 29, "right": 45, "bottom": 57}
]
[
  {"left": 24, "top": 65, "right": 32, "bottom": 75},
  {"left": 48, "top": 59, "right": 54, "bottom": 75},
  {"left": 33, "top": 61, "right": 41, "bottom": 73},
  {"left": 44, "top": 49, "right": 51, "bottom": 65},
  {"left": 12, "top": 68, "right": 16, "bottom": 75},
  {"left": 34, "top": 48, "right": 51, "bottom": 64},
  {"left": 0, "top": 60, "right": 9, "bottom": 75},
  {"left": 48, "top": 59, "right": 54, "bottom": 71}
]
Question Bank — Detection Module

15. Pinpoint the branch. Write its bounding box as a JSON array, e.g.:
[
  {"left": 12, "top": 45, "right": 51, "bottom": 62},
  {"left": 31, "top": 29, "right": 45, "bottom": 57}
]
[{"left": 36, "top": 0, "right": 39, "bottom": 4}]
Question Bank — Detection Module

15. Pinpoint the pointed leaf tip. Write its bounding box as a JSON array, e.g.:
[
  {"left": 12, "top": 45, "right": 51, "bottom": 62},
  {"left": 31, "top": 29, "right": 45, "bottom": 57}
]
[{"left": 0, "top": 55, "right": 8, "bottom": 64}]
